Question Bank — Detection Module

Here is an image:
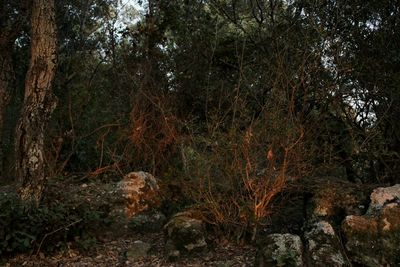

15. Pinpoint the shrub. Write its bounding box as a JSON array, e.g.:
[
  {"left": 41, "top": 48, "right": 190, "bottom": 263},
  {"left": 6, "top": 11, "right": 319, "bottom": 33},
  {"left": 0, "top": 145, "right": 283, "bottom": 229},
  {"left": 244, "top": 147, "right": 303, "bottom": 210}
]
[
  {"left": 177, "top": 113, "right": 307, "bottom": 241},
  {"left": 0, "top": 191, "right": 106, "bottom": 256}
]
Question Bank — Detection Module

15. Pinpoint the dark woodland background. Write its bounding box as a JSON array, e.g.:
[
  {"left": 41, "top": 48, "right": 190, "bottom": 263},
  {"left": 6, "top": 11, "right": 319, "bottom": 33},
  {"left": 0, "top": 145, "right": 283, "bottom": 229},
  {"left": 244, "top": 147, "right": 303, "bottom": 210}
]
[{"left": 0, "top": 0, "right": 400, "bottom": 258}]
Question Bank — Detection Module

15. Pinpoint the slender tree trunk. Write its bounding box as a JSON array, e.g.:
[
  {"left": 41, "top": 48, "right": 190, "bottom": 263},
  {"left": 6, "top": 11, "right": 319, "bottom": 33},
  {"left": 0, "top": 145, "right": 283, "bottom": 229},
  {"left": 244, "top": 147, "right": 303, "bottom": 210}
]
[{"left": 15, "top": 0, "right": 57, "bottom": 205}]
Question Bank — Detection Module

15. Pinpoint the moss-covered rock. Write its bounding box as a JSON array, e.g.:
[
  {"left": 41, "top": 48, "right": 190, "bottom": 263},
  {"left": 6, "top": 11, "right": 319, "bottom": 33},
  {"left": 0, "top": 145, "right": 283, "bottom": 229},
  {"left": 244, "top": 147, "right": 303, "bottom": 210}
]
[
  {"left": 342, "top": 184, "right": 400, "bottom": 266},
  {"left": 305, "top": 221, "right": 348, "bottom": 266},
  {"left": 163, "top": 211, "right": 207, "bottom": 260},
  {"left": 255, "top": 233, "right": 303, "bottom": 267},
  {"left": 342, "top": 215, "right": 380, "bottom": 266},
  {"left": 380, "top": 204, "right": 400, "bottom": 265}
]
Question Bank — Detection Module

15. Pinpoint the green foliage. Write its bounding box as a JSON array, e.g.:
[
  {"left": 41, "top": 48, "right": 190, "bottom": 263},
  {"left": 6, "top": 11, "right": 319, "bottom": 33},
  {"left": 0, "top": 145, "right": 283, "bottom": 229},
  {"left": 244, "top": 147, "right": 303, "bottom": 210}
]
[
  {"left": 74, "top": 232, "right": 98, "bottom": 251},
  {"left": 2, "top": 0, "right": 400, "bottom": 247},
  {"left": 0, "top": 192, "right": 106, "bottom": 255}
]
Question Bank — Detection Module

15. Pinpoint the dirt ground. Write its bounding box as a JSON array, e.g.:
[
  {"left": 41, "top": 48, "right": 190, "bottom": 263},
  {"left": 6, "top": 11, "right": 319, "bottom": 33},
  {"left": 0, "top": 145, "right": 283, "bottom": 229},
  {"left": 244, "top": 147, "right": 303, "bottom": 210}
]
[
  {"left": 1, "top": 180, "right": 256, "bottom": 267},
  {"left": 4, "top": 233, "right": 256, "bottom": 266}
]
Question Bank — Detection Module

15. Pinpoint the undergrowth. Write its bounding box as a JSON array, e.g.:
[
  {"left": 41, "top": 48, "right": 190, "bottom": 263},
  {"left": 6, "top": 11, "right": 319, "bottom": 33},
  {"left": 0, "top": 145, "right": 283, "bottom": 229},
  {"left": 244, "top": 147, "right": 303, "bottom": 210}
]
[{"left": 0, "top": 191, "right": 108, "bottom": 257}]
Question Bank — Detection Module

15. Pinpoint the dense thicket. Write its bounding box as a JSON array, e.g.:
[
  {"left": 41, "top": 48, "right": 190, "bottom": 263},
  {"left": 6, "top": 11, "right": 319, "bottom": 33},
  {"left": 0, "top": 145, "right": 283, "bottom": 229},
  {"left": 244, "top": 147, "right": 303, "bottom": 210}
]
[{"left": 1, "top": 0, "right": 399, "bottom": 237}]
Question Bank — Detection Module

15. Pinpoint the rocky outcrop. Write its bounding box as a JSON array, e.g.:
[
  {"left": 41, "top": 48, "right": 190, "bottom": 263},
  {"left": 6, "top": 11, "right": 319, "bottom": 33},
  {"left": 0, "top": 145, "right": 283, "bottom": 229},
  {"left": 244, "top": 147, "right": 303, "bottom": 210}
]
[
  {"left": 255, "top": 182, "right": 400, "bottom": 267},
  {"left": 117, "top": 171, "right": 161, "bottom": 217},
  {"left": 342, "top": 215, "right": 380, "bottom": 266},
  {"left": 305, "top": 221, "right": 348, "bottom": 266},
  {"left": 255, "top": 233, "right": 303, "bottom": 267},
  {"left": 342, "top": 184, "right": 400, "bottom": 266},
  {"left": 163, "top": 211, "right": 207, "bottom": 260}
]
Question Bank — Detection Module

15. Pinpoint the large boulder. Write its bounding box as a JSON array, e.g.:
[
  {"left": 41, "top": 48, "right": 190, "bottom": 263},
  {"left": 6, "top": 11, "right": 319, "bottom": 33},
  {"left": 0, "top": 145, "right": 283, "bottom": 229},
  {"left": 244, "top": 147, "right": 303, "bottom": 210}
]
[
  {"left": 117, "top": 171, "right": 161, "bottom": 217},
  {"left": 255, "top": 233, "right": 303, "bottom": 267},
  {"left": 163, "top": 211, "right": 207, "bottom": 260},
  {"left": 342, "top": 184, "right": 400, "bottom": 266},
  {"left": 305, "top": 221, "right": 348, "bottom": 266}
]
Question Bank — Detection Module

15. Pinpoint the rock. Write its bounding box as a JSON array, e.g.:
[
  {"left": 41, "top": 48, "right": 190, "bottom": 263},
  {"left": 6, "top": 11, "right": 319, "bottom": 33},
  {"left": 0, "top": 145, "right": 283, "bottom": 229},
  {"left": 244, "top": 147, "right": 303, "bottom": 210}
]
[
  {"left": 305, "top": 221, "right": 348, "bottom": 266},
  {"left": 308, "top": 180, "right": 369, "bottom": 219},
  {"left": 367, "top": 184, "right": 400, "bottom": 214},
  {"left": 128, "top": 210, "right": 166, "bottom": 233},
  {"left": 380, "top": 203, "right": 400, "bottom": 264},
  {"left": 164, "top": 211, "right": 207, "bottom": 260},
  {"left": 342, "top": 215, "right": 380, "bottom": 267},
  {"left": 117, "top": 171, "right": 161, "bottom": 217},
  {"left": 165, "top": 239, "right": 181, "bottom": 261},
  {"left": 342, "top": 184, "right": 400, "bottom": 266},
  {"left": 380, "top": 203, "right": 400, "bottom": 232},
  {"left": 125, "top": 240, "right": 151, "bottom": 261},
  {"left": 255, "top": 233, "right": 303, "bottom": 267}
]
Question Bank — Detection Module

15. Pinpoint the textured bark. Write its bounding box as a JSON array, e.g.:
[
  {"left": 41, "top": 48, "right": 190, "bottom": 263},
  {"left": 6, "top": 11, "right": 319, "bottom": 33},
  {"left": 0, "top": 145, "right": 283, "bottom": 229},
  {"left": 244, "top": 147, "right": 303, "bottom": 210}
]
[{"left": 15, "top": 0, "right": 57, "bottom": 205}]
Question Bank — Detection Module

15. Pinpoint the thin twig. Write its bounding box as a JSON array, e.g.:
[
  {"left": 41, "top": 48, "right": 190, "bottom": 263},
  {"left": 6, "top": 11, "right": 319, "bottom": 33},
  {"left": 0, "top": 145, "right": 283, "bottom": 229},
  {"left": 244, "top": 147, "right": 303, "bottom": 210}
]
[{"left": 35, "top": 219, "right": 83, "bottom": 255}]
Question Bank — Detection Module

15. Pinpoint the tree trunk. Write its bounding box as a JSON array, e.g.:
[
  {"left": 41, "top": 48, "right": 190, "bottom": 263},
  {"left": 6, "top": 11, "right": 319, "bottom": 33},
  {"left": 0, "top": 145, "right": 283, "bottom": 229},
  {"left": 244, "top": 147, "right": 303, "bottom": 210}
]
[{"left": 15, "top": 0, "right": 57, "bottom": 205}]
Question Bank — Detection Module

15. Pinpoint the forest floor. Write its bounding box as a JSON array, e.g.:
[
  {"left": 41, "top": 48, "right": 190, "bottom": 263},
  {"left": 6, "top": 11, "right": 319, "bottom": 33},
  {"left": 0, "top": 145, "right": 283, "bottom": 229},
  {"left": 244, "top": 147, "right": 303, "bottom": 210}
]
[
  {"left": 2, "top": 179, "right": 256, "bottom": 266},
  {"left": 5, "top": 233, "right": 256, "bottom": 266}
]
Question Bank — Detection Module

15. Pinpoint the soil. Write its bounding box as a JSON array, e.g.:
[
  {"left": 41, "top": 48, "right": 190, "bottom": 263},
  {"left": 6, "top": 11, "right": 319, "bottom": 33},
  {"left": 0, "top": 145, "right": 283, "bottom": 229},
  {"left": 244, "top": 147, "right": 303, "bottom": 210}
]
[{"left": 4, "top": 233, "right": 256, "bottom": 266}]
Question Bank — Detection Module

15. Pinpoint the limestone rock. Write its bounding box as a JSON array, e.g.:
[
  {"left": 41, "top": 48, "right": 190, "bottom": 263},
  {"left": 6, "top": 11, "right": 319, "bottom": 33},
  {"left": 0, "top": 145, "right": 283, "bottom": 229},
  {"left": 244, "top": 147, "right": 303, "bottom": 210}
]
[
  {"left": 380, "top": 203, "right": 400, "bottom": 263},
  {"left": 367, "top": 184, "right": 400, "bottom": 214},
  {"left": 164, "top": 211, "right": 207, "bottom": 260},
  {"left": 342, "top": 184, "right": 400, "bottom": 267},
  {"left": 117, "top": 171, "right": 161, "bottom": 217},
  {"left": 342, "top": 215, "right": 380, "bottom": 267},
  {"left": 255, "top": 233, "right": 303, "bottom": 267},
  {"left": 305, "top": 221, "right": 348, "bottom": 266}
]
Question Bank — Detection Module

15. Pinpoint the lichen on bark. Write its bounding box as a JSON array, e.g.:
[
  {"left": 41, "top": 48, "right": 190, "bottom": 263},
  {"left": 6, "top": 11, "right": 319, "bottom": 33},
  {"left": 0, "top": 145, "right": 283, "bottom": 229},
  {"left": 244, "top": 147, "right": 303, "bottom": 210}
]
[{"left": 15, "top": 0, "right": 58, "bottom": 206}]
